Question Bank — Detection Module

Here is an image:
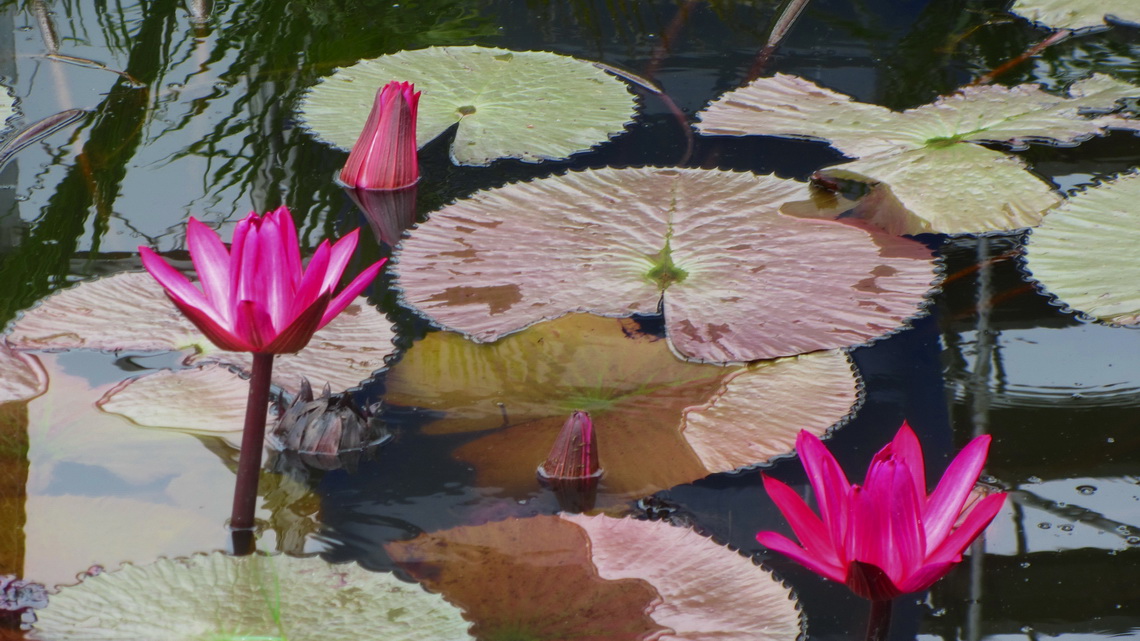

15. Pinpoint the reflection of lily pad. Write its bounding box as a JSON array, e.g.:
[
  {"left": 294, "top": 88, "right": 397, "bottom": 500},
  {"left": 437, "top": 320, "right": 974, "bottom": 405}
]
[
  {"left": 394, "top": 167, "right": 936, "bottom": 363},
  {"left": 697, "top": 74, "right": 1140, "bottom": 234},
  {"left": 1023, "top": 171, "right": 1140, "bottom": 324},
  {"left": 1011, "top": 0, "right": 1140, "bottom": 30},
  {"left": 6, "top": 272, "right": 397, "bottom": 394},
  {"left": 300, "top": 45, "right": 637, "bottom": 166},
  {"left": 385, "top": 514, "right": 802, "bottom": 641},
  {"left": 0, "top": 344, "right": 46, "bottom": 404},
  {"left": 385, "top": 314, "right": 859, "bottom": 497},
  {"left": 30, "top": 553, "right": 473, "bottom": 641}
]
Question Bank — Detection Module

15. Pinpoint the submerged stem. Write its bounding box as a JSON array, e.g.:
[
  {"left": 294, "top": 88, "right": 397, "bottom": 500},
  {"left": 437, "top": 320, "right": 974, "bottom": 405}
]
[
  {"left": 230, "top": 352, "right": 275, "bottom": 553},
  {"left": 865, "top": 599, "right": 893, "bottom": 641}
]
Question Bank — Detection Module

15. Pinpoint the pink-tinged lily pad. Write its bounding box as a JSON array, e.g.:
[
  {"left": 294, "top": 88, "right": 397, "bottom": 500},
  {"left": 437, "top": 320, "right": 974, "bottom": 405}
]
[
  {"left": 96, "top": 363, "right": 274, "bottom": 434},
  {"left": 0, "top": 343, "right": 46, "bottom": 404},
  {"left": 6, "top": 271, "right": 397, "bottom": 395},
  {"left": 385, "top": 514, "right": 802, "bottom": 641},
  {"left": 384, "top": 314, "right": 860, "bottom": 498},
  {"left": 1010, "top": 0, "right": 1140, "bottom": 31},
  {"left": 696, "top": 74, "right": 1140, "bottom": 234},
  {"left": 394, "top": 167, "right": 936, "bottom": 363},
  {"left": 30, "top": 553, "right": 473, "bottom": 641},
  {"left": 1023, "top": 171, "right": 1140, "bottom": 325}
]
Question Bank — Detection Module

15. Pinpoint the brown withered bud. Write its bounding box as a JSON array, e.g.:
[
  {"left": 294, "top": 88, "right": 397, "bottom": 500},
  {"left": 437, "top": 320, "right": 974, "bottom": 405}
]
[
  {"left": 269, "top": 378, "right": 388, "bottom": 471},
  {"left": 537, "top": 410, "right": 602, "bottom": 512}
]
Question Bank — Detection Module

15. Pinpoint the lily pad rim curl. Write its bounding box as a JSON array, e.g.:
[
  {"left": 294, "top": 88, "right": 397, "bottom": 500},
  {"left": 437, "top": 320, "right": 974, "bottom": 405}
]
[
  {"left": 389, "top": 164, "right": 946, "bottom": 365},
  {"left": 297, "top": 44, "right": 643, "bottom": 166}
]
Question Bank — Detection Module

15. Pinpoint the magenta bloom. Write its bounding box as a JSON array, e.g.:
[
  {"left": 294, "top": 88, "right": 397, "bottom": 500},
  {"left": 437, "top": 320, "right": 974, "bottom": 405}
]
[
  {"left": 339, "top": 80, "right": 420, "bottom": 190},
  {"left": 139, "top": 206, "right": 386, "bottom": 354},
  {"left": 757, "top": 423, "right": 1006, "bottom": 601}
]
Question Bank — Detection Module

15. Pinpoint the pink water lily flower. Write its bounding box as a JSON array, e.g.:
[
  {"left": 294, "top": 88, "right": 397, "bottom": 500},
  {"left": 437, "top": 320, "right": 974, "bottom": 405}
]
[
  {"left": 757, "top": 423, "right": 1006, "bottom": 601},
  {"left": 340, "top": 80, "right": 420, "bottom": 190},
  {"left": 139, "top": 206, "right": 386, "bottom": 354}
]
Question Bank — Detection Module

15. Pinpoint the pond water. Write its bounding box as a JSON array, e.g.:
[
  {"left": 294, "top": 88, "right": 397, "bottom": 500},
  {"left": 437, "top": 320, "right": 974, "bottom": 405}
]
[{"left": 1, "top": 0, "right": 1139, "bottom": 639}]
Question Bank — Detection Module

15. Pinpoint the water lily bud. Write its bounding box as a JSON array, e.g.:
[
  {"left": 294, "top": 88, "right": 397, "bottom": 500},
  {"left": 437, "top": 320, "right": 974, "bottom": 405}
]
[
  {"left": 538, "top": 410, "right": 603, "bottom": 512},
  {"left": 339, "top": 81, "right": 420, "bottom": 191},
  {"left": 270, "top": 378, "right": 388, "bottom": 471}
]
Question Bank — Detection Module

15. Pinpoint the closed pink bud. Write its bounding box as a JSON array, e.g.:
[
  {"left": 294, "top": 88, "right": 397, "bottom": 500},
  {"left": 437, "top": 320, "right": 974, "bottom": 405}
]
[{"left": 339, "top": 81, "right": 420, "bottom": 190}]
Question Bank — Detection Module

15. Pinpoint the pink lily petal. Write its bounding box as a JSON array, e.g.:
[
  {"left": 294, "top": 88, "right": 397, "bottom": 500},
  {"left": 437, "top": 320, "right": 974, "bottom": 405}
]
[
  {"left": 185, "top": 218, "right": 233, "bottom": 320},
  {"left": 756, "top": 531, "right": 846, "bottom": 583},
  {"left": 292, "top": 240, "right": 334, "bottom": 316},
  {"left": 165, "top": 293, "right": 255, "bottom": 352},
  {"left": 925, "top": 435, "right": 992, "bottom": 546},
  {"left": 227, "top": 212, "right": 257, "bottom": 313},
  {"left": 262, "top": 292, "right": 331, "bottom": 354},
  {"left": 232, "top": 299, "right": 276, "bottom": 351},
  {"left": 139, "top": 247, "right": 213, "bottom": 313},
  {"left": 797, "top": 431, "right": 851, "bottom": 547},
  {"left": 321, "top": 229, "right": 361, "bottom": 293},
  {"left": 321, "top": 259, "right": 387, "bottom": 328},
  {"left": 889, "top": 422, "right": 927, "bottom": 504},
  {"left": 271, "top": 205, "right": 304, "bottom": 287},
  {"left": 761, "top": 474, "right": 840, "bottom": 567},
  {"left": 885, "top": 459, "right": 926, "bottom": 583},
  {"left": 897, "top": 560, "right": 956, "bottom": 594},
  {"left": 926, "top": 492, "right": 1006, "bottom": 565},
  {"left": 258, "top": 211, "right": 295, "bottom": 329},
  {"left": 845, "top": 560, "right": 902, "bottom": 601}
]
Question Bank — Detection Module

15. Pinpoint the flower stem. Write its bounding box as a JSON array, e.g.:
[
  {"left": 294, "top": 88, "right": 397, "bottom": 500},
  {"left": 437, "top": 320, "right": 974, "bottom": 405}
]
[
  {"left": 230, "top": 352, "right": 274, "bottom": 554},
  {"left": 865, "top": 599, "right": 893, "bottom": 641}
]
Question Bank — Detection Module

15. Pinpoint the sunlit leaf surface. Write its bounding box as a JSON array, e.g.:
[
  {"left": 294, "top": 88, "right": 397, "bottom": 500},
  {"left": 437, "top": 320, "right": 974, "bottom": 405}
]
[
  {"left": 394, "top": 167, "right": 936, "bottom": 363},
  {"left": 385, "top": 514, "right": 802, "bottom": 641},
  {"left": 1023, "top": 171, "right": 1140, "bottom": 324},
  {"left": 1010, "top": 0, "right": 1140, "bottom": 30},
  {"left": 300, "top": 45, "right": 637, "bottom": 166},
  {"left": 30, "top": 553, "right": 473, "bottom": 641},
  {"left": 96, "top": 363, "right": 272, "bottom": 434},
  {"left": 385, "top": 315, "right": 859, "bottom": 497},
  {"left": 0, "top": 81, "right": 15, "bottom": 134},
  {"left": 19, "top": 353, "right": 318, "bottom": 587},
  {"left": 6, "top": 272, "right": 397, "bottom": 394},
  {"left": 0, "top": 344, "right": 46, "bottom": 404},
  {"left": 697, "top": 74, "right": 1140, "bottom": 234}
]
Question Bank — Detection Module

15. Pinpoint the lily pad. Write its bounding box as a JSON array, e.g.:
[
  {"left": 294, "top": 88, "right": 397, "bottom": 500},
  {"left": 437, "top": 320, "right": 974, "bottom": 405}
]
[
  {"left": 29, "top": 553, "right": 473, "bottom": 641},
  {"left": 385, "top": 514, "right": 802, "bottom": 641},
  {"left": 0, "top": 344, "right": 46, "bottom": 404},
  {"left": 96, "top": 363, "right": 274, "bottom": 434},
  {"left": 394, "top": 167, "right": 936, "bottom": 363},
  {"left": 1023, "top": 171, "right": 1140, "bottom": 324},
  {"left": 300, "top": 45, "right": 638, "bottom": 166},
  {"left": 1010, "top": 0, "right": 1140, "bottom": 31},
  {"left": 0, "top": 82, "right": 15, "bottom": 135},
  {"left": 696, "top": 73, "right": 1140, "bottom": 234},
  {"left": 384, "top": 314, "right": 860, "bottom": 497},
  {"left": 6, "top": 271, "right": 397, "bottom": 395}
]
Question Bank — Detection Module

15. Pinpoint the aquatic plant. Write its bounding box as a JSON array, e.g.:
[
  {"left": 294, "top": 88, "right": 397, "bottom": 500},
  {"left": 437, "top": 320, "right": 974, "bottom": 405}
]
[{"left": 339, "top": 81, "right": 420, "bottom": 190}]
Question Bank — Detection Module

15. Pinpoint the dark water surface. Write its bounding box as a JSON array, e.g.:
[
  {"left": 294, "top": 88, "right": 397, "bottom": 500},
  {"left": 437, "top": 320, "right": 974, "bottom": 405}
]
[{"left": 1, "top": 0, "right": 1140, "bottom": 639}]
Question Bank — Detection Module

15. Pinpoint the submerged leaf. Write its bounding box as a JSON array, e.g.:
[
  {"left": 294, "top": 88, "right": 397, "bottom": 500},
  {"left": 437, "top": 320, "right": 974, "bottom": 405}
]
[
  {"left": 1010, "top": 0, "right": 1140, "bottom": 31},
  {"left": 394, "top": 167, "right": 936, "bottom": 363},
  {"left": 385, "top": 314, "right": 859, "bottom": 497},
  {"left": 386, "top": 515, "right": 802, "bottom": 641},
  {"left": 697, "top": 74, "right": 1140, "bottom": 234},
  {"left": 30, "top": 553, "right": 473, "bottom": 641},
  {"left": 300, "top": 45, "right": 637, "bottom": 166},
  {"left": 6, "top": 272, "right": 397, "bottom": 395},
  {"left": 1023, "top": 171, "right": 1140, "bottom": 324}
]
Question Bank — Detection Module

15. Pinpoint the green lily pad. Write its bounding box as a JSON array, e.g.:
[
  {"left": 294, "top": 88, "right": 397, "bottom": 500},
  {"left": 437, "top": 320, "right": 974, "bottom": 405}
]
[
  {"left": 299, "top": 45, "right": 638, "bottom": 166},
  {"left": 1023, "top": 171, "right": 1140, "bottom": 324},
  {"left": 393, "top": 167, "right": 936, "bottom": 363},
  {"left": 1010, "top": 0, "right": 1140, "bottom": 31},
  {"left": 697, "top": 73, "right": 1140, "bottom": 234},
  {"left": 385, "top": 314, "right": 860, "bottom": 498},
  {"left": 5, "top": 271, "right": 397, "bottom": 395},
  {"left": 30, "top": 553, "right": 473, "bottom": 641},
  {"left": 385, "top": 514, "right": 802, "bottom": 641}
]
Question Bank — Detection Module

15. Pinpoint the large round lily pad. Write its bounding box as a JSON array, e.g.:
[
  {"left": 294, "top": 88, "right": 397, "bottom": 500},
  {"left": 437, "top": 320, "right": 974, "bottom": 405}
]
[
  {"left": 300, "top": 45, "right": 638, "bottom": 166},
  {"left": 385, "top": 314, "right": 860, "bottom": 498},
  {"left": 6, "top": 271, "right": 397, "bottom": 395},
  {"left": 696, "top": 73, "right": 1140, "bottom": 234},
  {"left": 385, "top": 514, "right": 802, "bottom": 641},
  {"left": 1010, "top": 0, "right": 1140, "bottom": 30},
  {"left": 1023, "top": 171, "right": 1140, "bottom": 324},
  {"left": 394, "top": 167, "right": 936, "bottom": 363},
  {"left": 30, "top": 553, "right": 473, "bottom": 641},
  {"left": 0, "top": 343, "right": 46, "bottom": 404}
]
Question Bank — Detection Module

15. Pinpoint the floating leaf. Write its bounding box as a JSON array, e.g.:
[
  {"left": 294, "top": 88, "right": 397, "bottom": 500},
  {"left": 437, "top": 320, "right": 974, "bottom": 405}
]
[
  {"left": 6, "top": 272, "right": 397, "bottom": 395},
  {"left": 30, "top": 553, "right": 473, "bottom": 641},
  {"left": 0, "top": 344, "right": 46, "bottom": 404},
  {"left": 299, "top": 45, "right": 638, "bottom": 166},
  {"left": 96, "top": 363, "right": 272, "bottom": 434},
  {"left": 1023, "top": 171, "right": 1140, "bottom": 324},
  {"left": 696, "top": 74, "right": 1140, "bottom": 234},
  {"left": 386, "top": 515, "right": 802, "bottom": 641},
  {"left": 385, "top": 314, "right": 859, "bottom": 497},
  {"left": 394, "top": 167, "right": 936, "bottom": 363},
  {"left": 1010, "top": 0, "right": 1140, "bottom": 31}
]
